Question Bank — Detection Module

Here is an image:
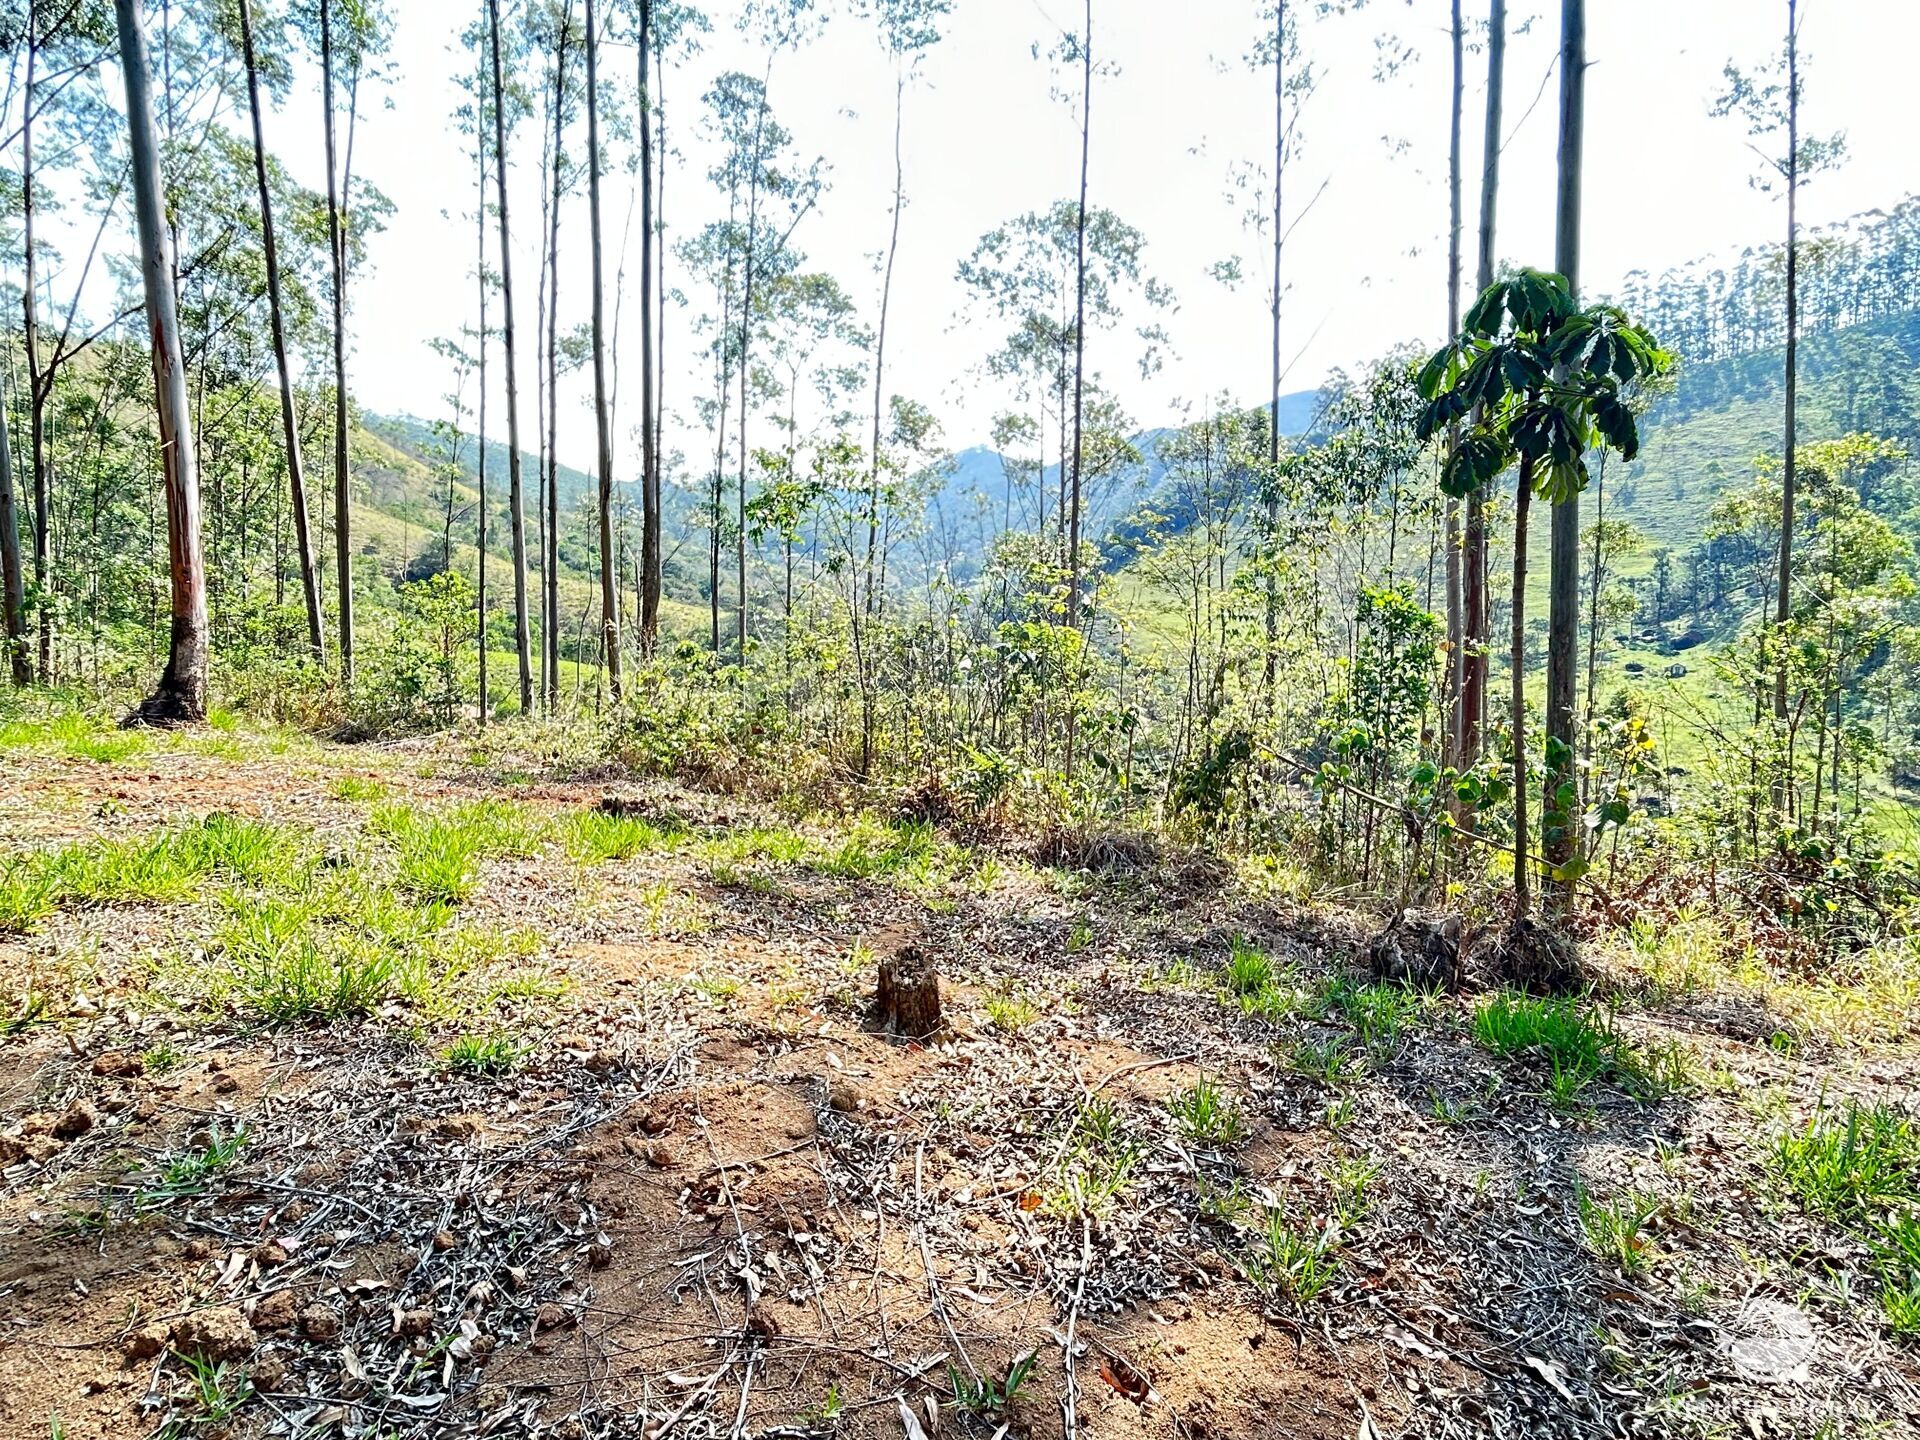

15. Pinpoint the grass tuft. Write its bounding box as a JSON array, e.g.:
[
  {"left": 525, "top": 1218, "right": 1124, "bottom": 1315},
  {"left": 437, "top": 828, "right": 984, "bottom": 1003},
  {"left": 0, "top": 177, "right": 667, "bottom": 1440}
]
[
  {"left": 1167, "top": 1076, "right": 1247, "bottom": 1146},
  {"left": 566, "top": 809, "right": 677, "bottom": 863},
  {"left": 1240, "top": 1208, "right": 1341, "bottom": 1307},
  {"left": 1772, "top": 1102, "right": 1920, "bottom": 1220},
  {"left": 441, "top": 1031, "right": 524, "bottom": 1075},
  {"left": 1577, "top": 1186, "right": 1663, "bottom": 1274}
]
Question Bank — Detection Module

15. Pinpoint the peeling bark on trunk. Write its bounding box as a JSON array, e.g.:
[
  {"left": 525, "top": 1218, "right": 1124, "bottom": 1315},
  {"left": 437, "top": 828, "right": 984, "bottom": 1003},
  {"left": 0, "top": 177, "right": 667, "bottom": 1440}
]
[{"left": 117, "top": 0, "right": 208, "bottom": 726}]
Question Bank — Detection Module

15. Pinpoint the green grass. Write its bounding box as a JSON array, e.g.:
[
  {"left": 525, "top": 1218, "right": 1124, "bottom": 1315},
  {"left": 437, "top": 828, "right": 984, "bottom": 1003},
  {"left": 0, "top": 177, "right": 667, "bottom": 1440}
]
[
  {"left": 1167, "top": 1076, "right": 1247, "bottom": 1146},
  {"left": 1240, "top": 1208, "right": 1341, "bottom": 1307},
  {"left": 1224, "top": 936, "right": 1274, "bottom": 995},
  {"left": 0, "top": 857, "right": 57, "bottom": 934},
  {"left": 1288, "top": 1033, "right": 1364, "bottom": 1086},
  {"left": 1772, "top": 1102, "right": 1920, "bottom": 1221},
  {"left": 1577, "top": 1186, "right": 1664, "bottom": 1275},
  {"left": 441, "top": 1031, "right": 524, "bottom": 1075},
  {"left": 1326, "top": 1155, "right": 1383, "bottom": 1229},
  {"left": 565, "top": 809, "right": 678, "bottom": 864},
  {"left": 1044, "top": 1098, "right": 1144, "bottom": 1219},
  {"left": 1222, "top": 936, "right": 1304, "bottom": 1020},
  {"left": 1316, "top": 976, "right": 1429, "bottom": 1057},
  {"left": 1872, "top": 1210, "right": 1920, "bottom": 1337},
  {"left": 700, "top": 827, "right": 810, "bottom": 866},
  {"left": 0, "top": 711, "right": 150, "bottom": 763},
  {"left": 1470, "top": 991, "right": 1674, "bottom": 1105},
  {"left": 949, "top": 1351, "right": 1040, "bottom": 1419},
  {"left": 136, "top": 1128, "right": 250, "bottom": 1212},
  {"left": 983, "top": 982, "right": 1041, "bottom": 1033},
  {"left": 222, "top": 893, "right": 401, "bottom": 1023},
  {"left": 216, "top": 878, "right": 467, "bottom": 1025},
  {"left": 0, "top": 814, "right": 313, "bottom": 932},
  {"left": 371, "top": 798, "right": 546, "bottom": 904},
  {"left": 329, "top": 775, "right": 391, "bottom": 803}
]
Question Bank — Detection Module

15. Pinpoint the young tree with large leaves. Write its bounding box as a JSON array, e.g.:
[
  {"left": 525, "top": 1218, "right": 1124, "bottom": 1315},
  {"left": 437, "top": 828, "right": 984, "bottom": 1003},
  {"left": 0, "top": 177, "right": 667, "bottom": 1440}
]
[{"left": 1418, "top": 270, "right": 1669, "bottom": 916}]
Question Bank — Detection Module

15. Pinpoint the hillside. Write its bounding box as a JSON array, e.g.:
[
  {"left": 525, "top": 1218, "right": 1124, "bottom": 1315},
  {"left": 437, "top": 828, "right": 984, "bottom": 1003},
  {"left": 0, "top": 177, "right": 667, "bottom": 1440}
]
[{"left": 1612, "top": 310, "right": 1920, "bottom": 552}]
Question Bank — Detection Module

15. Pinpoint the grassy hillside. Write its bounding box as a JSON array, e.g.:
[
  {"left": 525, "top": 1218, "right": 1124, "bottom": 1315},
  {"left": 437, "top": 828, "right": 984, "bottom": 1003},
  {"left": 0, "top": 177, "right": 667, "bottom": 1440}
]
[{"left": 1613, "top": 310, "right": 1920, "bottom": 551}]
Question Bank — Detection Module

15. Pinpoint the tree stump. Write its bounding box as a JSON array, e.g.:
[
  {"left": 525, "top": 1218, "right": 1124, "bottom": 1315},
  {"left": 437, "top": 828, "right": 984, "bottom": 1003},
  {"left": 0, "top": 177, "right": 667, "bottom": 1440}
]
[
  {"left": 874, "top": 946, "right": 943, "bottom": 1038},
  {"left": 1367, "top": 911, "right": 1464, "bottom": 993}
]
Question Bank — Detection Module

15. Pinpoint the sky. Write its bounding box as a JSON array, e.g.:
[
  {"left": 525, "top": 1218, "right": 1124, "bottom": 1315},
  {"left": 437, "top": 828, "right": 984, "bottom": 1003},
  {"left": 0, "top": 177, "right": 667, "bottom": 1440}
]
[{"left": 219, "top": 0, "right": 1920, "bottom": 476}]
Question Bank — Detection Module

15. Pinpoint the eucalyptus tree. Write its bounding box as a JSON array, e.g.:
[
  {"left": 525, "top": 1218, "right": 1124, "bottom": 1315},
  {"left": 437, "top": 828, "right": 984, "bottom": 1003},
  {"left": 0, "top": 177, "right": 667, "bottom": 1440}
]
[
  {"left": 1418, "top": 270, "right": 1668, "bottom": 914},
  {"left": 957, "top": 202, "right": 1169, "bottom": 582},
  {"left": 6, "top": 0, "right": 118, "bottom": 680},
  {"left": 238, "top": 0, "right": 324, "bottom": 662},
  {"left": 1040, "top": 0, "right": 1114, "bottom": 631},
  {"left": 634, "top": 0, "right": 659, "bottom": 652},
  {"left": 485, "top": 0, "right": 534, "bottom": 712},
  {"left": 855, "top": 0, "right": 946, "bottom": 641},
  {"left": 1713, "top": 0, "right": 1848, "bottom": 807},
  {"left": 584, "top": 0, "right": 619, "bottom": 697},
  {"left": 1442, "top": 0, "right": 1464, "bottom": 765},
  {"left": 532, "top": 0, "right": 582, "bottom": 707},
  {"left": 698, "top": 66, "right": 821, "bottom": 654},
  {"left": 1458, "top": 0, "right": 1505, "bottom": 793},
  {"left": 457, "top": 11, "right": 496, "bottom": 720},
  {"left": 1543, "top": 0, "right": 1585, "bottom": 905},
  {"left": 0, "top": 369, "right": 23, "bottom": 685},
  {"left": 115, "top": 0, "right": 208, "bottom": 723},
  {"left": 303, "top": 0, "right": 394, "bottom": 684}
]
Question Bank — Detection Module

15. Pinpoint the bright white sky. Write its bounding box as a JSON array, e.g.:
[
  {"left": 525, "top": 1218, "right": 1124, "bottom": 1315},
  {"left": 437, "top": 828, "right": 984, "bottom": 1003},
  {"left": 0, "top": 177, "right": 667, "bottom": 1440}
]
[{"left": 258, "top": 0, "right": 1916, "bottom": 475}]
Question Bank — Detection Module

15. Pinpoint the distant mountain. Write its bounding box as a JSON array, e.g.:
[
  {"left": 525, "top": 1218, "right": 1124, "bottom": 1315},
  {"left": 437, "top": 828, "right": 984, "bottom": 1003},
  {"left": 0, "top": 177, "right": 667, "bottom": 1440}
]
[{"left": 932, "top": 390, "right": 1324, "bottom": 571}]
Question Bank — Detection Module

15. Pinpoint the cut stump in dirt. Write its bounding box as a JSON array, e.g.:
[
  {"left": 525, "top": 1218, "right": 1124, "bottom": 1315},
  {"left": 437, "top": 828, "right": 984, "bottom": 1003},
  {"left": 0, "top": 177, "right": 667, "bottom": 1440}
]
[
  {"left": 1479, "top": 916, "right": 1584, "bottom": 995},
  {"left": 874, "top": 945, "right": 943, "bottom": 1038},
  {"left": 1366, "top": 911, "right": 1465, "bottom": 992}
]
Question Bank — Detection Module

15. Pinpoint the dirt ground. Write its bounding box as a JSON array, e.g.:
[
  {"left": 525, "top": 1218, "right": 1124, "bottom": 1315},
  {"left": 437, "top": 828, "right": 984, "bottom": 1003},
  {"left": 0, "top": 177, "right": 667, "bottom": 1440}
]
[{"left": 3, "top": 724, "right": 1918, "bottom": 1440}]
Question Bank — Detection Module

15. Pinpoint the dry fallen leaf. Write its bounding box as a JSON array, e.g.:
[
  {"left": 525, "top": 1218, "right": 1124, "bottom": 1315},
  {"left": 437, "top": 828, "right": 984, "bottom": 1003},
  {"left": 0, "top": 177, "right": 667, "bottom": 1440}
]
[
  {"left": 1523, "top": 1354, "right": 1576, "bottom": 1404},
  {"left": 897, "top": 1395, "right": 931, "bottom": 1440},
  {"left": 1098, "top": 1356, "right": 1153, "bottom": 1405}
]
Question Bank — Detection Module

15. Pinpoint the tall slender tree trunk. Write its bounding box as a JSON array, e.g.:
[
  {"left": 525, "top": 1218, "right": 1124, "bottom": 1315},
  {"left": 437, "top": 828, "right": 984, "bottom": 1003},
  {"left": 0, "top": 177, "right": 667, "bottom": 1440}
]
[
  {"left": 1544, "top": 0, "right": 1586, "bottom": 908},
  {"left": 543, "top": 13, "right": 570, "bottom": 710},
  {"left": 1773, "top": 0, "right": 1801, "bottom": 819},
  {"left": 476, "top": 48, "right": 491, "bottom": 726},
  {"left": 1065, "top": 0, "right": 1092, "bottom": 631},
  {"left": 488, "top": 0, "right": 534, "bottom": 713},
  {"left": 117, "top": 0, "right": 207, "bottom": 725},
  {"left": 865, "top": 67, "right": 906, "bottom": 631},
  {"left": 1264, "top": 0, "right": 1284, "bottom": 692},
  {"left": 241, "top": 0, "right": 324, "bottom": 665},
  {"left": 1583, "top": 452, "right": 1608, "bottom": 790},
  {"left": 1443, "top": 0, "right": 1464, "bottom": 771},
  {"left": 1510, "top": 455, "right": 1536, "bottom": 916},
  {"left": 655, "top": 50, "right": 669, "bottom": 618},
  {"left": 637, "top": 0, "right": 660, "bottom": 654},
  {"left": 320, "top": 0, "right": 355, "bottom": 682},
  {"left": 22, "top": 23, "right": 50, "bottom": 682},
  {"left": 585, "top": 0, "right": 621, "bottom": 701},
  {"left": 1461, "top": 0, "right": 1505, "bottom": 786},
  {"left": 735, "top": 63, "right": 774, "bottom": 658},
  {"left": 0, "top": 368, "right": 24, "bottom": 686}
]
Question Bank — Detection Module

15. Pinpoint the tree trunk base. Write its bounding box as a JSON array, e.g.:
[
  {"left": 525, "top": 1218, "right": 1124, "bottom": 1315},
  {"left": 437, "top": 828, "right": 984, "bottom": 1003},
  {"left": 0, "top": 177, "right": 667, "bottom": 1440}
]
[
  {"left": 1367, "top": 911, "right": 1464, "bottom": 993},
  {"left": 1479, "top": 916, "right": 1583, "bottom": 996},
  {"left": 124, "top": 678, "right": 205, "bottom": 730},
  {"left": 873, "top": 946, "right": 943, "bottom": 1039}
]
